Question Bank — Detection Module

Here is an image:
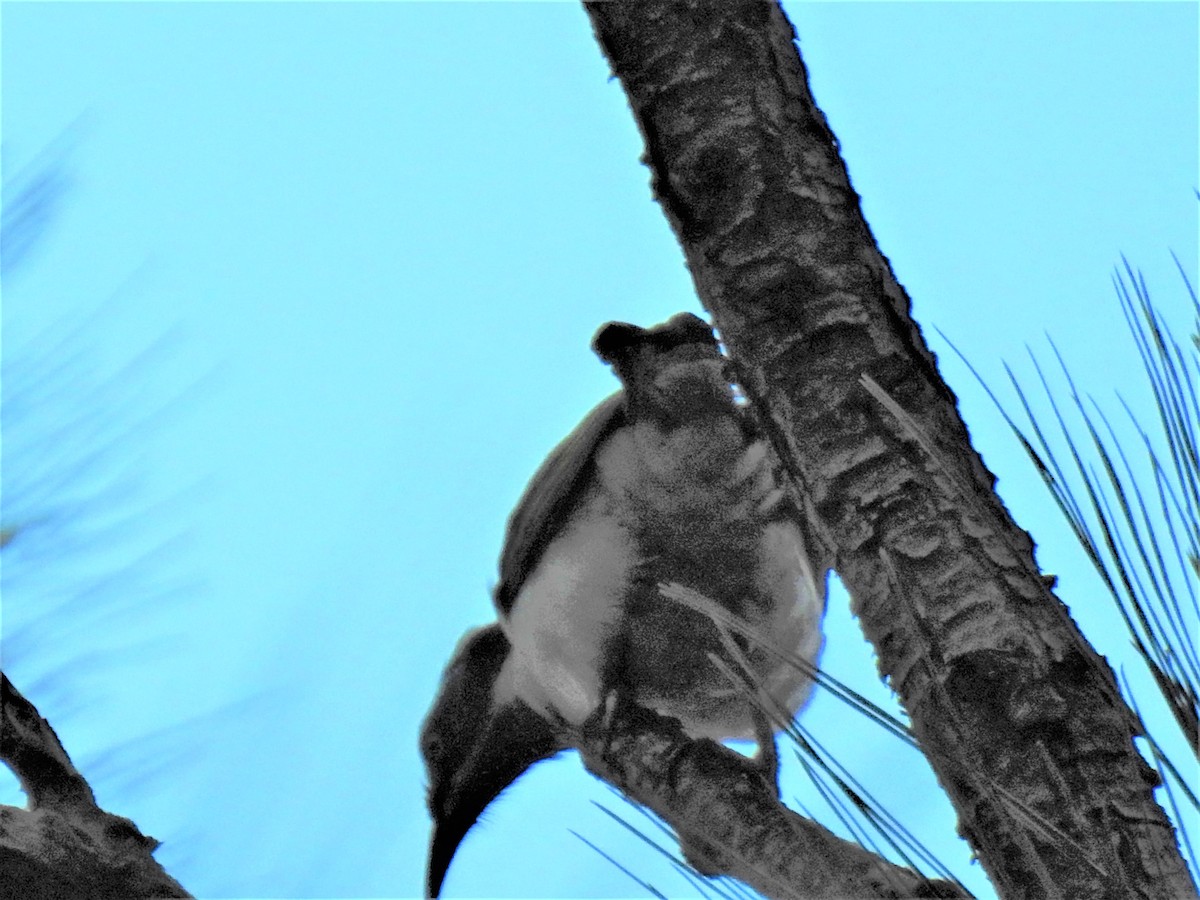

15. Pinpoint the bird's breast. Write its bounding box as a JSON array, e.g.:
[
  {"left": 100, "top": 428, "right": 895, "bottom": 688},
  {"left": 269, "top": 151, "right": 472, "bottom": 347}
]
[{"left": 498, "top": 418, "right": 825, "bottom": 741}]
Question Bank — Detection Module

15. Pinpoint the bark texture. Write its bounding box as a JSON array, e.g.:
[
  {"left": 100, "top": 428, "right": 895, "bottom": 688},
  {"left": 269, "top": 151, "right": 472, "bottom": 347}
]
[
  {"left": 582, "top": 3, "right": 1196, "bottom": 898},
  {"left": 0, "top": 673, "right": 191, "bottom": 900},
  {"left": 578, "top": 699, "right": 967, "bottom": 899}
]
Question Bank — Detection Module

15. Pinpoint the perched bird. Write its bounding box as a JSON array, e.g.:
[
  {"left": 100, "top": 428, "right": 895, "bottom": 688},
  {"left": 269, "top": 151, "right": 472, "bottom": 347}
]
[{"left": 419, "top": 312, "right": 828, "bottom": 898}]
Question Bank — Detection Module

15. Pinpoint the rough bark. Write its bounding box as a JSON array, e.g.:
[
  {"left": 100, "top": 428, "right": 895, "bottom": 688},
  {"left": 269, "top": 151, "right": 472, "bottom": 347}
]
[
  {"left": 0, "top": 673, "right": 191, "bottom": 900},
  {"left": 581, "top": 3, "right": 1196, "bottom": 899},
  {"left": 577, "top": 699, "right": 966, "bottom": 899}
]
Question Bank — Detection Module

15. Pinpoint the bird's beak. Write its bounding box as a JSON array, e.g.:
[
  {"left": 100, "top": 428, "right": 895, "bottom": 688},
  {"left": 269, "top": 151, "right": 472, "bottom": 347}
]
[
  {"left": 421, "top": 623, "right": 564, "bottom": 897},
  {"left": 426, "top": 817, "right": 471, "bottom": 899},
  {"left": 423, "top": 698, "right": 563, "bottom": 897}
]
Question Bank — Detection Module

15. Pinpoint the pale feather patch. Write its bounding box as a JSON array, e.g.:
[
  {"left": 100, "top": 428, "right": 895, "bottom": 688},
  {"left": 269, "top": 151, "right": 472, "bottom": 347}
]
[
  {"left": 497, "top": 502, "right": 633, "bottom": 726},
  {"left": 731, "top": 440, "right": 769, "bottom": 484}
]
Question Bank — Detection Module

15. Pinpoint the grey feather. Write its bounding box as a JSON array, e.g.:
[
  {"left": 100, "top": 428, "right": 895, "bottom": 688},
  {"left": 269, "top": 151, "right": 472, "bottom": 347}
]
[{"left": 494, "top": 392, "right": 626, "bottom": 616}]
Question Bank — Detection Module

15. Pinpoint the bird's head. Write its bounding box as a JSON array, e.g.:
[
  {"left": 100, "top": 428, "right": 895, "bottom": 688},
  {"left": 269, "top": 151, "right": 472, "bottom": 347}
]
[
  {"left": 420, "top": 627, "right": 506, "bottom": 897},
  {"left": 592, "top": 313, "right": 735, "bottom": 427},
  {"left": 420, "top": 625, "right": 561, "bottom": 898}
]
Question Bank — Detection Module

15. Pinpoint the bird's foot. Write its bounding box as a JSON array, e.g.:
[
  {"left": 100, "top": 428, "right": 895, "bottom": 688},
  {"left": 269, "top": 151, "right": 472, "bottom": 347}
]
[
  {"left": 583, "top": 686, "right": 633, "bottom": 741},
  {"left": 750, "top": 706, "right": 781, "bottom": 798}
]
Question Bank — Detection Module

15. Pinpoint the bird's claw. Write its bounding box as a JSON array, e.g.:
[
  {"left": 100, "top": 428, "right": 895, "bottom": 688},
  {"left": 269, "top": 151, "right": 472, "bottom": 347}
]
[{"left": 751, "top": 707, "right": 781, "bottom": 798}]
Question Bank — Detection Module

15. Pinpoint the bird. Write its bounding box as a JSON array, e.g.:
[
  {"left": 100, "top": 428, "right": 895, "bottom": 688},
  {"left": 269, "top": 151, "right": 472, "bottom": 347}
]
[{"left": 419, "top": 312, "right": 828, "bottom": 898}]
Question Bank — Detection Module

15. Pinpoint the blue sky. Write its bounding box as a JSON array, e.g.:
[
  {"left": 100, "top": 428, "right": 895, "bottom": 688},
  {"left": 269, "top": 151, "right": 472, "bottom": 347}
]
[{"left": 1, "top": 3, "right": 1196, "bottom": 899}]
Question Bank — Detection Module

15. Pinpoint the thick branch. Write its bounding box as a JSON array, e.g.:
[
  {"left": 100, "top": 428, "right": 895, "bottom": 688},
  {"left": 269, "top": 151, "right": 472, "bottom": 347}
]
[
  {"left": 582, "top": 3, "right": 1195, "bottom": 898},
  {"left": 576, "top": 701, "right": 966, "bottom": 900}
]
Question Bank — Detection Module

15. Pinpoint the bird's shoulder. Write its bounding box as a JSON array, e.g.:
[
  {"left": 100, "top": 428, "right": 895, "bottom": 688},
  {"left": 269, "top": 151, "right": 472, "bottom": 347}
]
[{"left": 494, "top": 391, "right": 627, "bottom": 616}]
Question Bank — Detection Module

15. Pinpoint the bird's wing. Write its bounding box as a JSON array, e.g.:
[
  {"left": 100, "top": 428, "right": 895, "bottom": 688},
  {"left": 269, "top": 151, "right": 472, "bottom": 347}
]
[{"left": 494, "top": 391, "right": 626, "bottom": 616}]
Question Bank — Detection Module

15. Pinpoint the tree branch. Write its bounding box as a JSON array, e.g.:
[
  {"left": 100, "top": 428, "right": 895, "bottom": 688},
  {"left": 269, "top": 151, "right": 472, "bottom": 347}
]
[
  {"left": 0, "top": 673, "right": 191, "bottom": 899},
  {"left": 576, "top": 700, "right": 967, "bottom": 899},
  {"left": 581, "top": 2, "right": 1196, "bottom": 897}
]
